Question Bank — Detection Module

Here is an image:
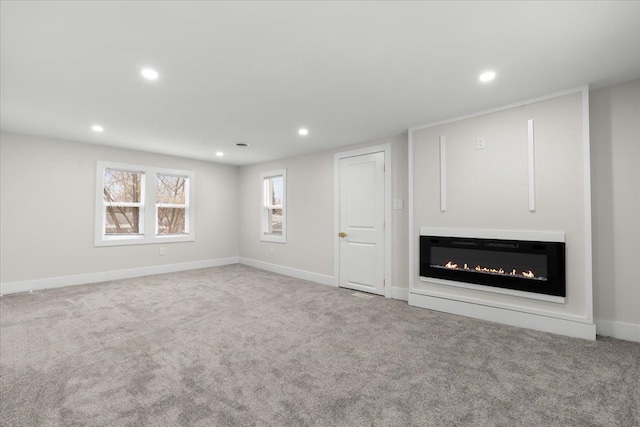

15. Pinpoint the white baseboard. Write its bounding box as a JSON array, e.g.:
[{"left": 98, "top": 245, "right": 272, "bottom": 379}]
[
  {"left": 0, "top": 257, "right": 239, "bottom": 295},
  {"left": 238, "top": 257, "right": 334, "bottom": 287},
  {"left": 595, "top": 319, "right": 640, "bottom": 342},
  {"left": 409, "top": 292, "right": 596, "bottom": 340},
  {"left": 391, "top": 286, "right": 409, "bottom": 301}
]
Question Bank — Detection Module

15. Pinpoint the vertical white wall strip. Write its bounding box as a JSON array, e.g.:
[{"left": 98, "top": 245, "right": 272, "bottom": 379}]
[
  {"left": 581, "top": 86, "right": 594, "bottom": 323},
  {"left": 439, "top": 135, "right": 447, "bottom": 212},
  {"left": 408, "top": 130, "right": 414, "bottom": 291},
  {"left": 527, "top": 119, "right": 536, "bottom": 212}
]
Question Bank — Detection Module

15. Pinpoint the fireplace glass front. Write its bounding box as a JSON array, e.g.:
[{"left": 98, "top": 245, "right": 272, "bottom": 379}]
[{"left": 420, "top": 236, "right": 565, "bottom": 297}]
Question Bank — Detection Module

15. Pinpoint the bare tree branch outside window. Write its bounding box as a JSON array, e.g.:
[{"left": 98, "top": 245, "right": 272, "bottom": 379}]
[
  {"left": 156, "top": 175, "right": 187, "bottom": 235},
  {"left": 103, "top": 170, "right": 142, "bottom": 234},
  {"left": 264, "top": 176, "right": 283, "bottom": 235}
]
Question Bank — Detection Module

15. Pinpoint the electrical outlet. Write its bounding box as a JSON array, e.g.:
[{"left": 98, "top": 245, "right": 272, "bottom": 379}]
[
  {"left": 476, "top": 137, "right": 486, "bottom": 150},
  {"left": 269, "top": 246, "right": 274, "bottom": 256},
  {"left": 158, "top": 247, "right": 165, "bottom": 256}
]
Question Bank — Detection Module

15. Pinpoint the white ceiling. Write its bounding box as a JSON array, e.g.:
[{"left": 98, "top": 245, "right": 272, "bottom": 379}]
[{"left": 2, "top": 1, "right": 639, "bottom": 166}]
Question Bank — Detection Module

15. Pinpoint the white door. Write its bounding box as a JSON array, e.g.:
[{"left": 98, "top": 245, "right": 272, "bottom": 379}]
[{"left": 338, "top": 151, "right": 385, "bottom": 295}]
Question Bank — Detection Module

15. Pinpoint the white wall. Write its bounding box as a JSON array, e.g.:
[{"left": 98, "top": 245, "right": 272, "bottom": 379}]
[
  {"left": 238, "top": 135, "right": 409, "bottom": 290},
  {"left": 590, "top": 79, "right": 640, "bottom": 331},
  {"left": 0, "top": 132, "right": 239, "bottom": 287}
]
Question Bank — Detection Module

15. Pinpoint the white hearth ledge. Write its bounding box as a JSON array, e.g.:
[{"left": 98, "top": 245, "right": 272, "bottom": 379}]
[
  {"left": 409, "top": 292, "right": 596, "bottom": 340},
  {"left": 419, "top": 276, "right": 565, "bottom": 304}
]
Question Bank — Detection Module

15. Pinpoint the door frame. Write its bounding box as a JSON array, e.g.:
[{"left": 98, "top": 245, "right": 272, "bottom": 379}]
[{"left": 334, "top": 143, "right": 392, "bottom": 298}]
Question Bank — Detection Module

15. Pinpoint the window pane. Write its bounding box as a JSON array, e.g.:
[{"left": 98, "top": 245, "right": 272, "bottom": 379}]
[
  {"left": 267, "top": 208, "right": 283, "bottom": 235},
  {"left": 260, "top": 169, "right": 285, "bottom": 242},
  {"left": 156, "top": 175, "right": 187, "bottom": 204},
  {"left": 104, "top": 170, "right": 142, "bottom": 203},
  {"left": 158, "top": 207, "right": 186, "bottom": 235},
  {"left": 105, "top": 207, "right": 140, "bottom": 234},
  {"left": 269, "top": 176, "right": 283, "bottom": 206}
]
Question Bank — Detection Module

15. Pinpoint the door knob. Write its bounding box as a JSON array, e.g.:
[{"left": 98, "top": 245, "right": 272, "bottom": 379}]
[{"left": 339, "top": 232, "right": 347, "bottom": 238}]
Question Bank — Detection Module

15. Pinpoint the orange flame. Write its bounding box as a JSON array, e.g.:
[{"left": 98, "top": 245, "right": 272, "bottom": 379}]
[{"left": 446, "top": 262, "right": 536, "bottom": 279}]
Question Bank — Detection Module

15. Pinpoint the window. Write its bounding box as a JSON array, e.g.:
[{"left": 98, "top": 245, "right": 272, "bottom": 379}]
[
  {"left": 260, "top": 169, "right": 286, "bottom": 243},
  {"left": 95, "top": 161, "right": 195, "bottom": 246},
  {"left": 103, "top": 169, "right": 144, "bottom": 235},
  {"left": 156, "top": 174, "right": 189, "bottom": 235}
]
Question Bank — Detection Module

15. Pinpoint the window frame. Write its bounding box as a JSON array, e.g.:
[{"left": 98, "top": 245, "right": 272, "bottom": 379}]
[
  {"left": 260, "top": 169, "right": 287, "bottom": 243},
  {"left": 95, "top": 161, "right": 195, "bottom": 247}
]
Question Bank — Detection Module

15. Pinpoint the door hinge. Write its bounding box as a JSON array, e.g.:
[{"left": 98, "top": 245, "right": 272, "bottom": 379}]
[
  {"left": 383, "top": 279, "right": 386, "bottom": 287},
  {"left": 383, "top": 165, "right": 386, "bottom": 173}
]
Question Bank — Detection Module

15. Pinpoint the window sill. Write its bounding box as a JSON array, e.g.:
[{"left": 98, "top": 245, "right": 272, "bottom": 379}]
[
  {"left": 95, "top": 234, "right": 195, "bottom": 247},
  {"left": 261, "top": 234, "right": 286, "bottom": 243}
]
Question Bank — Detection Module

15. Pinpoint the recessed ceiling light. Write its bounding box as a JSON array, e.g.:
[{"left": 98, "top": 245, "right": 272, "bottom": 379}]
[
  {"left": 91, "top": 125, "right": 104, "bottom": 133},
  {"left": 216, "top": 151, "right": 224, "bottom": 157},
  {"left": 479, "top": 71, "right": 496, "bottom": 83},
  {"left": 141, "top": 68, "right": 159, "bottom": 81},
  {"left": 298, "top": 128, "right": 309, "bottom": 136}
]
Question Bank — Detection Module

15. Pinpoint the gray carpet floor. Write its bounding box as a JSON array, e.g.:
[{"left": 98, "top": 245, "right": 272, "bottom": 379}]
[{"left": 1, "top": 264, "right": 638, "bottom": 426}]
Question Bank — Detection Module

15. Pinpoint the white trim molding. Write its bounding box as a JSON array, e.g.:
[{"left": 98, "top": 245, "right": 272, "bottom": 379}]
[
  {"left": 580, "top": 86, "right": 594, "bottom": 324},
  {"left": 595, "top": 320, "right": 640, "bottom": 343},
  {"left": 240, "top": 257, "right": 411, "bottom": 302},
  {"left": 439, "top": 135, "right": 447, "bottom": 212},
  {"left": 408, "top": 129, "right": 415, "bottom": 302},
  {"left": 0, "top": 257, "right": 239, "bottom": 295},
  {"left": 527, "top": 119, "right": 536, "bottom": 212},
  {"left": 409, "top": 86, "right": 589, "bottom": 132},
  {"left": 391, "top": 286, "right": 409, "bottom": 301},
  {"left": 420, "top": 227, "right": 565, "bottom": 242},
  {"left": 239, "top": 257, "right": 334, "bottom": 287},
  {"left": 409, "top": 292, "right": 596, "bottom": 340}
]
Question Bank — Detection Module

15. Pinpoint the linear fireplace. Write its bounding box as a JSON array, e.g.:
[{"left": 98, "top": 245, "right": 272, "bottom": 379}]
[{"left": 420, "top": 233, "right": 565, "bottom": 298}]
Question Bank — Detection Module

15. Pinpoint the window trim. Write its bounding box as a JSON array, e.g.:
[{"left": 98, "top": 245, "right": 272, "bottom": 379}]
[
  {"left": 260, "top": 169, "right": 287, "bottom": 243},
  {"left": 95, "top": 161, "right": 195, "bottom": 247}
]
